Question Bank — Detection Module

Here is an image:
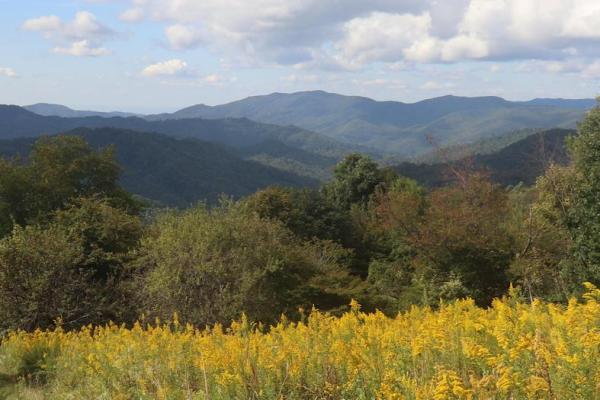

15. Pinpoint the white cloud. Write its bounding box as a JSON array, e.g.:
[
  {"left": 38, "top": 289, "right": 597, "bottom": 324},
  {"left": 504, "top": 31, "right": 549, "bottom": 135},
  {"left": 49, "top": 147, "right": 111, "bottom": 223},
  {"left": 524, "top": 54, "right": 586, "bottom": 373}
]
[
  {"left": 203, "top": 74, "right": 224, "bottom": 84},
  {"left": 119, "top": 0, "right": 426, "bottom": 62},
  {"left": 440, "top": 35, "right": 488, "bottom": 61},
  {"left": 23, "top": 11, "right": 114, "bottom": 57},
  {"left": 337, "top": 12, "right": 431, "bottom": 63},
  {"left": 0, "top": 67, "right": 17, "bottom": 78},
  {"left": 22, "top": 15, "right": 62, "bottom": 33},
  {"left": 451, "top": 0, "right": 600, "bottom": 60},
  {"left": 120, "top": 8, "right": 145, "bottom": 23},
  {"left": 561, "top": 1, "right": 600, "bottom": 39},
  {"left": 420, "top": 80, "right": 456, "bottom": 90},
  {"left": 142, "top": 59, "right": 190, "bottom": 77},
  {"left": 421, "top": 81, "right": 443, "bottom": 90},
  {"left": 119, "top": 0, "right": 600, "bottom": 70},
  {"left": 53, "top": 40, "right": 111, "bottom": 57},
  {"left": 403, "top": 37, "right": 441, "bottom": 63},
  {"left": 353, "top": 78, "right": 407, "bottom": 90},
  {"left": 282, "top": 73, "right": 319, "bottom": 84},
  {"left": 23, "top": 11, "right": 113, "bottom": 40},
  {"left": 141, "top": 59, "right": 236, "bottom": 86},
  {"left": 165, "top": 25, "right": 205, "bottom": 50},
  {"left": 527, "top": 59, "right": 600, "bottom": 79}
]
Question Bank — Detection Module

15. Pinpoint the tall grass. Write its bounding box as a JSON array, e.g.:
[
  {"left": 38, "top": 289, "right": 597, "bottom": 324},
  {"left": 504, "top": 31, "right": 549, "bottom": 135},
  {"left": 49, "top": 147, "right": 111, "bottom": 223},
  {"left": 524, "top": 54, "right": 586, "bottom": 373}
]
[{"left": 2, "top": 285, "right": 600, "bottom": 399}]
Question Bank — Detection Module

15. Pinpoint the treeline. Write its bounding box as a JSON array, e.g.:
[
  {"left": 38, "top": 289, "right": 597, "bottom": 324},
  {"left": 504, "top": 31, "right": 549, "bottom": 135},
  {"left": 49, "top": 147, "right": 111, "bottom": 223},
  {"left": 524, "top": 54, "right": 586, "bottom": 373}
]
[{"left": 0, "top": 103, "right": 599, "bottom": 333}]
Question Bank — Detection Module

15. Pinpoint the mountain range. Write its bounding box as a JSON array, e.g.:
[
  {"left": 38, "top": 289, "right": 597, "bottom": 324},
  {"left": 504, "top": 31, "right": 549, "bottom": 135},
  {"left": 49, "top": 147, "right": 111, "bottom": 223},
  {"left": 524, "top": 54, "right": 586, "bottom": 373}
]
[
  {"left": 0, "top": 125, "right": 574, "bottom": 206},
  {"left": 146, "top": 91, "right": 590, "bottom": 156},
  {"left": 1, "top": 91, "right": 594, "bottom": 205},
  {"left": 23, "top": 92, "right": 593, "bottom": 158},
  {"left": 0, "top": 127, "right": 317, "bottom": 206},
  {"left": 0, "top": 105, "right": 365, "bottom": 182},
  {"left": 24, "top": 103, "right": 139, "bottom": 119},
  {"left": 395, "top": 128, "right": 573, "bottom": 187}
]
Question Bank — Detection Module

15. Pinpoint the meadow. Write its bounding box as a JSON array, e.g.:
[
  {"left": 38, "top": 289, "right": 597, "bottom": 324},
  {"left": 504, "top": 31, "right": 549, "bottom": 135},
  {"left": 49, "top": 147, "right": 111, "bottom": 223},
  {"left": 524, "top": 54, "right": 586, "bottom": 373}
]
[{"left": 1, "top": 285, "right": 599, "bottom": 400}]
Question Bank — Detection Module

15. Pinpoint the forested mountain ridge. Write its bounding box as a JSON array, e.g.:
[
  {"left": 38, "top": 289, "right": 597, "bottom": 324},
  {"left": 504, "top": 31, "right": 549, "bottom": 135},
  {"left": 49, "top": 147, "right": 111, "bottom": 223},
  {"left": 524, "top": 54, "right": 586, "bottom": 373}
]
[
  {"left": 406, "top": 128, "right": 545, "bottom": 164},
  {"left": 146, "top": 91, "right": 588, "bottom": 155},
  {"left": 0, "top": 128, "right": 317, "bottom": 206},
  {"left": 24, "top": 103, "right": 139, "bottom": 118},
  {"left": 0, "top": 103, "right": 584, "bottom": 194},
  {"left": 0, "top": 121, "right": 573, "bottom": 205},
  {"left": 0, "top": 105, "right": 366, "bottom": 181},
  {"left": 394, "top": 128, "right": 573, "bottom": 187},
  {"left": 519, "top": 98, "right": 597, "bottom": 109},
  {"left": 0, "top": 105, "right": 361, "bottom": 157},
  {"left": 17, "top": 93, "right": 590, "bottom": 160}
]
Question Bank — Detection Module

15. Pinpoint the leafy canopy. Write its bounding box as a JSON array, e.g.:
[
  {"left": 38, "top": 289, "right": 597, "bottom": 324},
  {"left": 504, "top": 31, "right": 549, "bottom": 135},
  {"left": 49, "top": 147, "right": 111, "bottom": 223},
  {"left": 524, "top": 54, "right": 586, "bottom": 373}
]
[{"left": 0, "top": 135, "right": 139, "bottom": 236}]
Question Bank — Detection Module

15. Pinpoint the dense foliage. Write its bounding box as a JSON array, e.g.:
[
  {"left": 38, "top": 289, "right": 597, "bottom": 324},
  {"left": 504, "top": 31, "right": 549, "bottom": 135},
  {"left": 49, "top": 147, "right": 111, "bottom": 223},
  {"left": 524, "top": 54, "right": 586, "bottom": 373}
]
[
  {"left": 132, "top": 202, "right": 359, "bottom": 327},
  {"left": 0, "top": 199, "right": 142, "bottom": 332},
  {"left": 0, "top": 135, "right": 139, "bottom": 236}
]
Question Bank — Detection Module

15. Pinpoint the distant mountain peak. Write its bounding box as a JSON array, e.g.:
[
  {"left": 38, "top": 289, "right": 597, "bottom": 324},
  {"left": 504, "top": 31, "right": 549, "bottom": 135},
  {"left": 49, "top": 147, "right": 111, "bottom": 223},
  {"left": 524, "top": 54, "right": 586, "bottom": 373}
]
[
  {"left": 143, "top": 91, "right": 587, "bottom": 157},
  {"left": 27, "top": 102, "right": 74, "bottom": 110},
  {"left": 23, "top": 103, "right": 137, "bottom": 119},
  {"left": 522, "top": 98, "right": 596, "bottom": 110}
]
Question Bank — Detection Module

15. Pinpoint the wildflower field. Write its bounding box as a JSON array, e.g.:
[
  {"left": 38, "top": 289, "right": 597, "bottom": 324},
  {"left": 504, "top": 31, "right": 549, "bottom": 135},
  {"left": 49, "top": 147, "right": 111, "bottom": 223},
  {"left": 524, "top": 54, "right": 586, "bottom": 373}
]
[{"left": 2, "top": 288, "right": 600, "bottom": 400}]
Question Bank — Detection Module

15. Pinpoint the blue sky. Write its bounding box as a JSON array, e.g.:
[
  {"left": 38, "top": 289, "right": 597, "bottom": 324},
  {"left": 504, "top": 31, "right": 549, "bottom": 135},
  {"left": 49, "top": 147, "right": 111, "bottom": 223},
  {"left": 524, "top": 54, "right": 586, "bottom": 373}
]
[{"left": 1, "top": 0, "right": 599, "bottom": 113}]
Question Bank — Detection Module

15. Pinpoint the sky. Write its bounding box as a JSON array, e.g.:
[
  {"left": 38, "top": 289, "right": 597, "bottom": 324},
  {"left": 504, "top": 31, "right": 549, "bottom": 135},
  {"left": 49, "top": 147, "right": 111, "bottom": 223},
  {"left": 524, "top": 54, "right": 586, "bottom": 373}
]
[{"left": 1, "top": 0, "right": 599, "bottom": 113}]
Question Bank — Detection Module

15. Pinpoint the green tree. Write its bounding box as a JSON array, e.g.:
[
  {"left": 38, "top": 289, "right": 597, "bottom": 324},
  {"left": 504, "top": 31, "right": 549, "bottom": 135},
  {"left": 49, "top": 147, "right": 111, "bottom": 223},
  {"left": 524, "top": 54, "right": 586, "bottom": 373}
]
[
  {"left": 0, "top": 135, "right": 140, "bottom": 236},
  {"left": 133, "top": 202, "right": 359, "bottom": 327},
  {"left": 0, "top": 158, "right": 31, "bottom": 237},
  {"left": 0, "top": 224, "right": 89, "bottom": 332},
  {"left": 564, "top": 100, "right": 600, "bottom": 279},
  {"left": 366, "top": 177, "right": 427, "bottom": 310},
  {"left": 54, "top": 197, "right": 144, "bottom": 281},
  {"left": 415, "top": 173, "right": 514, "bottom": 305},
  {"left": 369, "top": 172, "right": 514, "bottom": 307},
  {"left": 322, "top": 154, "right": 388, "bottom": 210},
  {"left": 507, "top": 175, "right": 578, "bottom": 302},
  {"left": 244, "top": 186, "right": 352, "bottom": 244}
]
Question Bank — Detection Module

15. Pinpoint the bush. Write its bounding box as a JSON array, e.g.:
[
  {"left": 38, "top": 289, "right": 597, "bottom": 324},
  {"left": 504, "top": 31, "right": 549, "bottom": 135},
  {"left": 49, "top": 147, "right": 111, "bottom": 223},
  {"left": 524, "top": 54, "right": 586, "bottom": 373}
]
[
  {"left": 0, "top": 198, "right": 143, "bottom": 332},
  {"left": 0, "top": 224, "right": 90, "bottom": 332},
  {"left": 133, "top": 202, "right": 357, "bottom": 326}
]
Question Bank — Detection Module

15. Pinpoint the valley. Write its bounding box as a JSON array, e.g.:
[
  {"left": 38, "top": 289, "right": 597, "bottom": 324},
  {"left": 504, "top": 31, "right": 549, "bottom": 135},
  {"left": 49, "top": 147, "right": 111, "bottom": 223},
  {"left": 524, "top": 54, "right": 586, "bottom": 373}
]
[{"left": 1, "top": 92, "right": 591, "bottom": 205}]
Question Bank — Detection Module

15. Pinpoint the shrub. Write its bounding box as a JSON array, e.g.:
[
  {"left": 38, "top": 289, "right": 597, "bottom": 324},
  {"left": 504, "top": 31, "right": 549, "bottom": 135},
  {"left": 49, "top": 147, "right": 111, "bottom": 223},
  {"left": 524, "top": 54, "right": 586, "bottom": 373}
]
[
  {"left": 0, "top": 198, "right": 143, "bottom": 332},
  {"left": 133, "top": 202, "right": 357, "bottom": 326}
]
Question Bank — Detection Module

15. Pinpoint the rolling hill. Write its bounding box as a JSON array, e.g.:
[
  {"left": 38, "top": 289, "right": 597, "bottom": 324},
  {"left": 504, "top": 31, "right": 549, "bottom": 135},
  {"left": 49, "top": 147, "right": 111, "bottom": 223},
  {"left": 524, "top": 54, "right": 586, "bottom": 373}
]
[
  {"left": 519, "top": 98, "right": 597, "bottom": 109},
  {"left": 0, "top": 102, "right": 579, "bottom": 204},
  {"left": 404, "top": 128, "right": 545, "bottom": 164},
  {"left": 394, "top": 128, "right": 574, "bottom": 187},
  {"left": 0, "top": 128, "right": 318, "bottom": 206},
  {"left": 24, "top": 103, "right": 138, "bottom": 119},
  {"left": 0, "top": 105, "right": 366, "bottom": 181},
  {"left": 148, "top": 91, "right": 589, "bottom": 156}
]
